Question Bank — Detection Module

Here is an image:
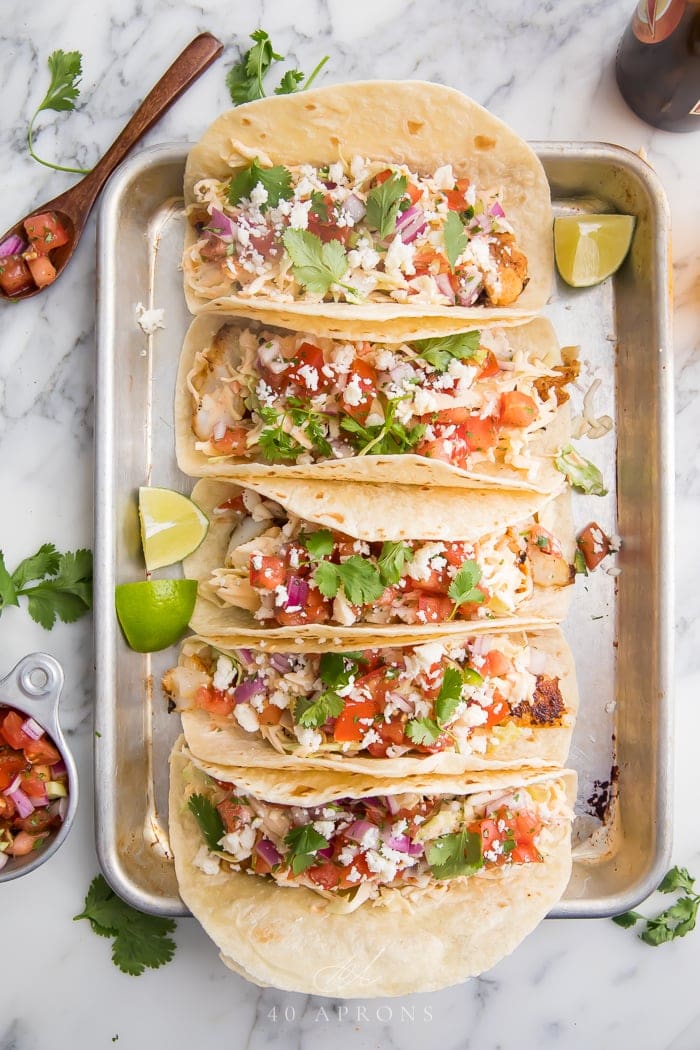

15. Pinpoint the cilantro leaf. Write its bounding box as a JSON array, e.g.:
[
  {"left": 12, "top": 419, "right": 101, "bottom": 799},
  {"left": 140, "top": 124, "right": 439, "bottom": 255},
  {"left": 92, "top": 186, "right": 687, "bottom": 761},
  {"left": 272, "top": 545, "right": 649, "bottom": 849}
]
[
  {"left": 319, "top": 651, "right": 365, "bottom": 689},
  {"left": 0, "top": 552, "right": 18, "bottom": 610},
  {"left": 284, "top": 823, "right": 329, "bottom": 875},
  {"left": 309, "top": 190, "right": 329, "bottom": 222},
  {"left": 447, "top": 561, "right": 485, "bottom": 613},
  {"left": 555, "top": 444, "right": 607, "bottom": 496},
  {"left": 333, "top": 556, "right": 385, "bottom": 605},
  {"left": 427, "top": 830, "right": 483, "bottom": 879},
  {"left": 341, "top": 399, "right": 425, "bottom": 457},
  {"left": 434, "top": 667, "right": 465, "bottom": 726},
  {"left": 295, "top": 690, "right": 345, "bottom": 729},
  {"left": 187, "top": 793, "right": 225, "bottom": 851},
  {"left": 11, "top": 542, "right": 60, "bottom": 590},
  {"left": 301, "top": 530, "right": 335, "bottom": 559},
  {"left": 226, "top": 30, "right": 329, "bottom": 104},
  {"left": 227, "top": 158, "right": 293, "bottom": 211},
  {"left": 612, "top": 865, "right": 700, "bottom": 946},
  {"left": 287, "top": 397, "right": 332, "bottom": 456},
  {"left": 19, "top": 548, "right": 92, "bottom": 629},
  {"left": 282, "top": 230, "right": 348, "bottom": 295},
  {"left": 412, "top": 331, "right": 484, "bottom": 373},
  {"left": 405, "top": 717, "right": 442, "bottom": 746},
  {"left": 27, "top": 50, "right": 90, "bottom": 174},
  {"left": 658, "top": 865, "right": 695, "bottom": 895},
  {"left": 258, "top": 425, "right": 306, "bottom": 462},
  {"left": 612, "top": 910, "right": 643, "bottom": 929},
  {"left": 366, "top": 174, "right": 408, "bottom": 239},
  {"left": 378, "top": 541, "right": 413, "bottom": 586},
  {"left": 274, "top": 69, "right": 305, "bottom": 95},
  {"left": 74, "top": 875, "right": 176, "bottom": 976},
  {"left": 443, "top": 211, "right": 467, "bottom": 271},
  {"left": 226, "top": 29, "right": 283, "bottom": 104},
  {"left": 314, "top": 561, "right": 343, "bottom": 600}
]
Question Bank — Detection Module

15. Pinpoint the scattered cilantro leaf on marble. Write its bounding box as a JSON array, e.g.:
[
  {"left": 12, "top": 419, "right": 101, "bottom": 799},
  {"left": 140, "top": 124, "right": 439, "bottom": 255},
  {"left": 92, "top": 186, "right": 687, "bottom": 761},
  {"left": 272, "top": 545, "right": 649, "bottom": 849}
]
[
  {"left": 27, "top": 50, "right": 91, "bottom": 174},
  {"left": 0, "top": 544, "right": 92, "bottom": 629},
  {"left": 226, "top": 29, "right": 329, "bottom": 104},
  {"left": 612, "top": 866, "right": 700, "bottom": 945}
]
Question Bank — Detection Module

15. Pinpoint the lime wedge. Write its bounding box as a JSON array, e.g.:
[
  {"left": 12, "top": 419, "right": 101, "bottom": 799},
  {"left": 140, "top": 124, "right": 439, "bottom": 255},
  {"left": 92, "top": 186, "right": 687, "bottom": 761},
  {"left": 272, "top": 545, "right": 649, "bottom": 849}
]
[
  {"left": 115, "top": 579, "right": 197, "bottom": 652},
  {"left": 138, "top": 487, "right": 208, "bottom": 571},
  {"left": 554, "top": 215, "right": 635, "bottom": 288}
]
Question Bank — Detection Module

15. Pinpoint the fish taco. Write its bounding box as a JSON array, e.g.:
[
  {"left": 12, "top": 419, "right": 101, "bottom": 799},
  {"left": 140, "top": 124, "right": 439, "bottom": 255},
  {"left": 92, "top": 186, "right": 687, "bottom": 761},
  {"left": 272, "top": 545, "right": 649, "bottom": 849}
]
[
  {"left": 183, "top": 478, "right": 575, "bottom": 647},
  {"left": 169, "top": 740, "right": 575, "bottom": 996},
  {"left": 165, "top": 627, "right": 578, "bottom": 775},
  {"left": 176, "top": 313, "right": 576, "bottom": 493},
  {"left": 183, "top": 81, "right": 553, "bottom": 334}
]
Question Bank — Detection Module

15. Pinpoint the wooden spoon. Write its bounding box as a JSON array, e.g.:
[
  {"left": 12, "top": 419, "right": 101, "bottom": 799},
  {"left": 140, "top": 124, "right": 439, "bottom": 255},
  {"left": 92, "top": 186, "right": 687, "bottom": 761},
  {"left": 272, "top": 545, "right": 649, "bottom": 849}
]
[{"left": 0, "top": 32, "right": 223, "bottom": 302}]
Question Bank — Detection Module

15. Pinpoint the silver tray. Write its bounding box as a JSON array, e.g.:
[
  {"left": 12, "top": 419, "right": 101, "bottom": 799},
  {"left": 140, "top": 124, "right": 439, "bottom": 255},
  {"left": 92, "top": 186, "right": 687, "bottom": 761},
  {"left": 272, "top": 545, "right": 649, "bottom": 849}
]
[{"left": 94, "top": 142, "right": 673, "bottom": 918}]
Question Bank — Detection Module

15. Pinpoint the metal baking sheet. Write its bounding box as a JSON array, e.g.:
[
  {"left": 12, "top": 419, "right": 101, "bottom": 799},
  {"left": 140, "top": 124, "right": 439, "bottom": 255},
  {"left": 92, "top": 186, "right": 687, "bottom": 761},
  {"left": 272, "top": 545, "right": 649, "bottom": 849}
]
[{"left": 94, "top": 142, "right": 673, "bottom": 918}]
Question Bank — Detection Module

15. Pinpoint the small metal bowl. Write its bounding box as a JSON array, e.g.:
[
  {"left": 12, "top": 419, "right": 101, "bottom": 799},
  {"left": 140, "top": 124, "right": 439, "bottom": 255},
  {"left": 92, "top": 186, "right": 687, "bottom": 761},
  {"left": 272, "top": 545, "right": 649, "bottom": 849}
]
[{"left": 0, "top": 654, "right": 79, "bottom": 882}]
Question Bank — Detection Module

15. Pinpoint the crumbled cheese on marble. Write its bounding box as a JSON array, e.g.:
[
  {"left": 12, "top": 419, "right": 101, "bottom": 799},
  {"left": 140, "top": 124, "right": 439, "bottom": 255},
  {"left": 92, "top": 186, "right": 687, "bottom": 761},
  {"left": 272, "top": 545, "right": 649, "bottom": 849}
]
[{"left": 135, "top": 302, "right": 165, "bottom": 335}]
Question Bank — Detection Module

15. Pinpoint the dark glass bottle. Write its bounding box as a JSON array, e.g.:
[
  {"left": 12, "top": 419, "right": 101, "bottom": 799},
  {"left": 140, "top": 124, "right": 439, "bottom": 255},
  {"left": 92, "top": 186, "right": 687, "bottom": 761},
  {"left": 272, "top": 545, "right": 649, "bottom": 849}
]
[{"left": 616, "top": 0, "right": 700, "bottom": 131}]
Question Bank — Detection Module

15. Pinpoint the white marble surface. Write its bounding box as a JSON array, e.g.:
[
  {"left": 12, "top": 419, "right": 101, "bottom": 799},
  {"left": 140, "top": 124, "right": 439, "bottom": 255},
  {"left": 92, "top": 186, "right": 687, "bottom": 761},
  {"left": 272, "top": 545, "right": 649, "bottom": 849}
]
[{"left": 1, "top": 0, "right": 699, "bottom": 1046}]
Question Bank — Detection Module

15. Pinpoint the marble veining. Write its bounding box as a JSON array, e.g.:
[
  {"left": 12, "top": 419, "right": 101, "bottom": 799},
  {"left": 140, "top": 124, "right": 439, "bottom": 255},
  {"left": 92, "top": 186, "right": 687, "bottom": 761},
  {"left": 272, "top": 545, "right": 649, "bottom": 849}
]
[{"left": 1, "top": 0, "right": 699, "bottom": 1046}]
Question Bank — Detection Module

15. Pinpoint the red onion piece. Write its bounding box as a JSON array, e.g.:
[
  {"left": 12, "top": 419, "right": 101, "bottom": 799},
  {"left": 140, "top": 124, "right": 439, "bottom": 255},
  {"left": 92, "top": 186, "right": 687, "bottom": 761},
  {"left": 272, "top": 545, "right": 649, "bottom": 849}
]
[
  {"left": 385, "top": 691, "right": 412, "bottom": 713},
  {"left": 386, "top": 834, "right": 423, "bottom": 856},
  {"left": 237, "top": 648, "right": 255, "bottom": 666},
  {"left": 456, "top": 276, "right": 483, "bottom": 307},
  {"left": 317, "top": 845, "right": 334, "bottom": 859},
  {"left": 209, "top": 208, "right": 234, "bottom": 239},
  {"left": 396, "top": 205, "right": 427, "bottom": 244},
  {"left": 21, "top": 717, "right": 44, "bottom": 741},
  {"left": 255, "top": 837, "right": 281, "bottom": 866},
  {"left": 0, "top": 234, "right": 25, "bottom": 257},
  {"left": 470, "top": 635, "right": 491, "bottom": 657},
  {"left": 51, "top": 759, "right": 68, "bottom": 779},
  {"left": 7, "top": 786, "right": 34, "bottom": 819},
  {"left": 3, "top": 775, "right": 21, "bottom": 797},
  {"left": 345, "top": 820, "right": 375, "bottom": 843},
  {"left": 434, "top": 273, "right": 456, "bottom": 304},
  {"left": 489, "top": 201, "right": 505, "bottom": 218},
  {"left": 31, "top": 791, "right": 50, "bottom": 809},
  {"left": 233, "top": 677, "right": 266, "bottom": 704},
  {"left": 270, "top": 652, "right": 294, "bottom": 673},
  {"left": 286, "top": 576, "right": 309, "bottom": 610}
]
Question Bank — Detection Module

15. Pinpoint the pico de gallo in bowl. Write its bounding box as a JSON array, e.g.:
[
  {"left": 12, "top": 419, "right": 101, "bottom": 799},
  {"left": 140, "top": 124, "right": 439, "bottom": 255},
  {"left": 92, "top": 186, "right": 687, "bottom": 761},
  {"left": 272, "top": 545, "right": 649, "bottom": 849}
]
[
  {"left": 0, "top": 703, "right": 72, "bottom": 878},
  {"left": 0, "top": 211, "right": 72, "bottom": 297}
]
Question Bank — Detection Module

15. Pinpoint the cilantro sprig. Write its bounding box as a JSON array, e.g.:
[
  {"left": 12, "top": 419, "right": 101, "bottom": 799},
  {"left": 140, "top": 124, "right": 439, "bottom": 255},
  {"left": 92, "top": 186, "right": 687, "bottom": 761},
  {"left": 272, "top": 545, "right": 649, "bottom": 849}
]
[
  {"left": 74, "top": 876, "right": 176, "bottom": 976},
  {"left": 443, "top": 211, "right": 468, "bottom": 271},
  {"left": 227, "top": 158, "right": 293, "bottom": 210},
  {"left": 0, "top": 543, "right": 92, "bottom": 629},
  {"left": 282, "top": 230, "right": 349, "bottom": 296},
  {"left": 226, "top": 29, "right": 329, "bottom": 104},
  {"left": 315, "top": 556, "right": 385, "bottom": 606},
  {"left": 366, "top": 174, "right": 408, "bottom": 239},
  {"left": 405, "top": 717, "right": 442, "bottom": 746},
  {"left": 447, "top": 561, "right": 485, "bottom": 618},
  {"left": 284, "top": 823, "right": 329, "bottom": 875},
  {"left": 319, "top": 651, "right": 366, "bottom": 689},
  {"left": 434, "top": 666, "right": 465, "bottom": 725},
  {"left": 613, "top": 866, "right": 700, "bottom": 945},
  {"left": 187, "top": 793, "right": 225, "bottom": 851},
  {"left": 427, "top": 830, "right": 483, "bottom": 879},
  {"left": 341, "top": 399, "right": 425, "bottom": 457},
  {"left": 301, "top": 530, "right": 335, "bottom": 559},
  {"left": 295, "top": 691, "right": 345, "bottom": 729},
  {"left": 413, "top": 331, "right": 484, "bottom": 373},
  {"left": 27, "top": 50, "right": 90, "bottom": 174},
  {"left": 377, "top": 541, "right": 413, "bottom": 586}
]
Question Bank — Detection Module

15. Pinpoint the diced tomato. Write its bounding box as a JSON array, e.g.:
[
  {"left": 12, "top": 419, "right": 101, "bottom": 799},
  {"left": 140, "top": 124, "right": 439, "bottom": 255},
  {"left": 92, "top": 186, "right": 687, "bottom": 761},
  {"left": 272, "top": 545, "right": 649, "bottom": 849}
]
[
  {"left": 434, "top": 406, "right": 472, "bottom": 425},
  {"left": 457, "top": 584, "right": 490, "bottom": 620},
  {"left": 577, "top": 522, "right": 611, "bottom": 571},
  {"left": 24, "top": 212, "right": 70, "bottom": 254},
  {"left": 307, "top": 197, "right": 353, "bottom": 246},
  {"left": 417, "top": 662, "right": 444, "bottom": 698},
  {"left": 275, "top": 586, "right": 330, "bottom": 626},
  {"left": 477, "top": 350, "right": 500, "bottom": 379},
  {"left": 217, "top": 798, "right": 249, "bottom": 832},
  {"left": 249, "top": 555, "right": 287, "bottom": 590},
  {"left": 258, "top": 704, "right": 282, "bottom": 725},
  {"left": 248, "top": 229, "right": 280, "bottom": 259},
  {"left": 216, "top": 494, "right": 247, "bottom": 514},
  {"left": 286, "top": 342, "right": 332, "bottom": 392},
  {"left": 27, "top": 255, "right": 57, "bottom": 289},
  {"left": 194, "top": 685, "right": 235, "bottom": 716},
  {"left": 340, "top": 358, "right": 377, "bottom": 423},
  {"left": 23, "top": 737, "right": 60, "bottom": 765},
  {"left": 210, "top": 426, "right": 250, "bottom": 456},
  {"left": 338, "top": 851, "right": 372, "bottom": 889},
  {"left": 444, "top": 189, "right": 468, "bottom": 210},
  {"left": 1, "top": 711, "right": 34, "bottom": 751},
  {"left": 306, "top": 859, "right": 341, "bottom": 890},
  {"left": 442, "top": 542, "right": 472, "bottom": 567},
  {"left": 354, "top": 668, "right": 392, "bottom": 705},
  {"left": 464, "top": 416, "right": 498, "bottom": 452},
  {"left": 373, "top": 169, "right": 394, "bottom": 186},
  {"left": 475, "top": 818, "right": 500, "bottom": 850},
  {"left": 333, "top": 698, "right": 378, "bottom": 743},
  {"left": 413, "top": 245, "right": 450, "bottom": 274},
  {"left": 405, "top": 182, "right": 422, "bottom": 205},
  {"left": 418, "top": 567, "right": 451, "bottom": 594},
  {"left": 0, "top": 254, "right": 34, "bottom": 296},
  {"left": 416, "top": 428, "right": 469, "bottom": 469},
  {"left": 528, "top": 526, "right": 556, "bottom": 555},
  {"left": 512, "top": 810, "right": 542, "bottom": 844},
  {"left": 482, "top": 693, "right": 510, "bottom": 727},
  {"left": 511, "top": 842, "right": 542, "bottom": 864},
  {"left": 0, "top": 753, "right": 25, "bottom": 791},
  {"left": 479, "top": 651, "right": 513, "bottom": 678},
  {"left": 16, "top": 807, "right": 56, "bottom": 834},
  {"left": 199, "top": 234, "right": 229, "bottom": 261},
  {"left": 417, "top": 593, "right": 453, "bottom": 623},
  {"left": 498, "top": 391, "right": 538, "bottom": 428},
  {"left": 21, "top": 768, "right": 50, "bottom": 798},
  {"left": 366, "top": 718, "right": 407, "bottom": 757},
  {"left": 0, "top": 796, "right": 15, "bottom": 819}
]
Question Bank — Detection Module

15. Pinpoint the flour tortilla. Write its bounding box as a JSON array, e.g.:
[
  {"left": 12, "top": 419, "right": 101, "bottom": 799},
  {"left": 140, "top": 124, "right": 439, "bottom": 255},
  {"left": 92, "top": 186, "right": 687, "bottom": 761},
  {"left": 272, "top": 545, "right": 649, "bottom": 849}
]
[
  {"left": 183, "top": 478, "right": 575, "bottom": 647},
  {"left": 169, "top": 740, "right": 575, "bottom": 996},
  {"left": 175, "top": 312, "right": 569, "bottom": 494},
  {"left": 180, "top": 626, "right": 578, "bottom": 774},
  {"left": 183, "top": 80, "right": 552, "bottom": 331}
]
